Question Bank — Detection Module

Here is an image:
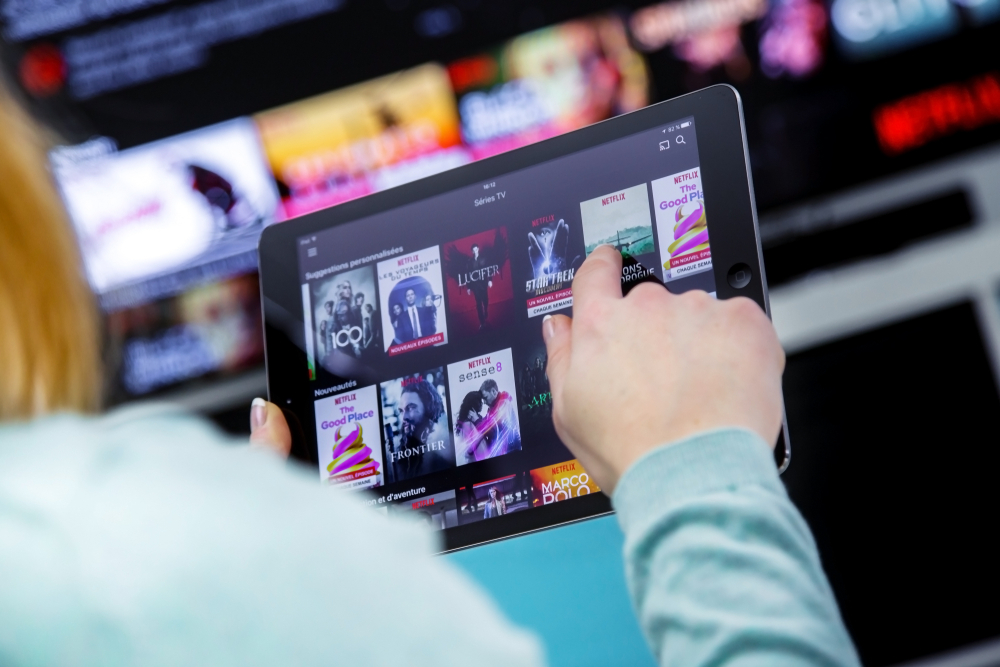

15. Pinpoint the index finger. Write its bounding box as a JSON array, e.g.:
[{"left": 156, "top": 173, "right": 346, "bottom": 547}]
[{"left": 571, "top": 245, "right": 623, "bottom": 313}]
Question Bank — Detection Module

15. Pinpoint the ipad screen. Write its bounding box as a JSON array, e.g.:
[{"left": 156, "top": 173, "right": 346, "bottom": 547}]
[{"left": 294, "top": 116, "right": 714, "bottom": 532}]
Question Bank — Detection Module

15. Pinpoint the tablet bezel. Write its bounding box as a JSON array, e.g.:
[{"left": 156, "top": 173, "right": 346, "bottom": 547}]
[{"left": 259, "top": 84, "right": 783, "bottom": 552}]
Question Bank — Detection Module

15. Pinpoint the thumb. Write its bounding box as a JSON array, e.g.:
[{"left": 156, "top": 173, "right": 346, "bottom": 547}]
[
  {"left": 542, "top": 314, "right": 572, "bottom": 398},
  {"left": 249, "top": 398, "right": 292, "bottom": 459}
]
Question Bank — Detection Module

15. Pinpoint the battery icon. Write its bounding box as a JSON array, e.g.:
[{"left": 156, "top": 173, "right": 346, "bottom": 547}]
[{"left": 680, "top": 121, "right": 691, "bottom": 129}]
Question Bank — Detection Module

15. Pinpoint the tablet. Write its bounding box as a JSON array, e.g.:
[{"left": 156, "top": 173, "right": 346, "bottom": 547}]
[{"left": 259, "top": 84, "right": 789, "bottom": 552}]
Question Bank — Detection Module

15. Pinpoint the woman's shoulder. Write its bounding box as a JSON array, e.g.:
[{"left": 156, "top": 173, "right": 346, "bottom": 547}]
[
  {"left": 0, "top": 401, "right": 439, "bottom": 563},
  {"left": 0, "top": 403, "right": 232, "bottom": 458},
  {"left": 0, "top": 403, "right": 237, "bottom": 496},
  {"left": 1, "top": 401, "right": 220, "bottom": 434}
]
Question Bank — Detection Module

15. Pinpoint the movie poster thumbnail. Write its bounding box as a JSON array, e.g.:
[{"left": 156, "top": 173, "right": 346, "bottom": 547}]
[
  {"left": 387, "top": 489, "right": 459, "bottom": 530},
  {"left": 380, "top": 368, "right": 455, "bottom": 483},
  {"left": 314, "top": 384, "right": 383, "bottom": 490},
  {"left": 456, "top": 472, "right": 532, "bottom": 525},
  {"left": 651, "top": 168, "right": 711, "bottom": 282},
  {"left": 579, "top": 183, "right": 659, "bottom": 290},
  {"left": 377, "top": 246, "right": 448, "bottom": 357},
  {"left": 516, "top": 341, "right": 551, "bottom": 425},
  {"left": 442, "top": 227, "right": 514, "bottom": 338},
  {"left": 525, "top": 213, "right": 583, "bottom": 318},
  {"left": 311, "top": 266, "right": 381, "bottom": 374},
  {"left": 447, "top": 348, "right": 522, "bottom": 466},
  {"left": 530, "top": 459, "right": 600, "bottom": 507}
]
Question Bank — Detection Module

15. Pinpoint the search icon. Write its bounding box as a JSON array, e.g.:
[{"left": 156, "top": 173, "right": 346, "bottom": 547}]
[{"left": 676, "top": 135, "right": 686, "bottom": 145}]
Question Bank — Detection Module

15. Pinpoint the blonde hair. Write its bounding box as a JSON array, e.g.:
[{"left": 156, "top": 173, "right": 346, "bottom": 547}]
[{"left": 0, "top": 88, "right": 101, "bottom": 419}]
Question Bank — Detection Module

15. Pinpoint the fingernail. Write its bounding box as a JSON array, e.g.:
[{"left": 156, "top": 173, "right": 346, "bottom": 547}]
[
  {"left": 250, "top": 397, "right": 268, "bottom": 433},
  {"left": 542, "top": 314, "right": 554, "bottom": 341}
]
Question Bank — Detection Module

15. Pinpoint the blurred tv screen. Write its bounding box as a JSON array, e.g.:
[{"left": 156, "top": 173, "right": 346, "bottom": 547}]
[{"left": 3, "top": 0, "right": 998, "bottom": 398}]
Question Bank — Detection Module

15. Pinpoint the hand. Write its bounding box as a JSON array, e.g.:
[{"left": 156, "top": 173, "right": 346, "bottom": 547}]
[
  {"left": 249, "top": 398, "right": 292, "bottom": 458},
  {"left": 542, "top": 246, "right": 785, "bottom": 495}
]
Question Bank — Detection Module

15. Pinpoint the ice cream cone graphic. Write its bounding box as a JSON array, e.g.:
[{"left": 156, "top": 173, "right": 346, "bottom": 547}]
[
  {"left": 327, "top": 422, "right": 380, "bottom": 484},
  {"left": 664, "top": 201, "right": 709, "bottom": 270}
]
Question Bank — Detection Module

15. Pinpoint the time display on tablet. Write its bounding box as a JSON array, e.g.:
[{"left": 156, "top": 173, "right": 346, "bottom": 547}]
[{"left": 293, "top": 116, "right": 715, "bottom": 536}]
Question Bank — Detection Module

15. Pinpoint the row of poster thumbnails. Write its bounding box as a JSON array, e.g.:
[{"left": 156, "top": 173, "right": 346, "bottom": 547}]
[
  {"left": 309, "top": 169, "right": 709, "bottom": 374},
  {"left": 316, "top": 346, "right": 554, "bottom": 489},
  {"left": 315, "top": 347, "right": 600, "bottom": 529},
  {"left": 376, "top": 461, "right": 600, "bottom": 530}
]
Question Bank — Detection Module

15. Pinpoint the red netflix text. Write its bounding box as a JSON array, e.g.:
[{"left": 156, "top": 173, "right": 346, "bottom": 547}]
[{"left": 873, "top": 72, "right": 1000, "bottom": 155}]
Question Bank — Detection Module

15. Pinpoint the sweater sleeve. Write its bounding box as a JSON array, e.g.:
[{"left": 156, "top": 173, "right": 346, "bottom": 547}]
[{"left": 612, "top": 428, "right": 861, "bottom": 667}]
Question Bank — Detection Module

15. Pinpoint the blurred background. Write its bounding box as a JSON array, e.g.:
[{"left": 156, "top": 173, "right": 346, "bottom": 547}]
[{"left": 2, "top": 1, "right": 999, "bottom": 664}]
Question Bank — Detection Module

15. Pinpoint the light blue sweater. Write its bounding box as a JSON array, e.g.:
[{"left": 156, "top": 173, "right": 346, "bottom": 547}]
[{"left": 0, "top": 405, "right": 859, "bottom": 666}]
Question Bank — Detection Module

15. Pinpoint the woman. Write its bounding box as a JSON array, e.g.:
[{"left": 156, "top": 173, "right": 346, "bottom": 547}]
[
  {"left": 0, "top": 86, "right": 859, "bottom": 667},
  {"left": 0, "top": 89, "right": 539, "bottom": 665},
  {"left": 422, "top": 292, "right": 438, "bottom": 331},
  {"left": 389, "top": 301, "right": 404, "bottom": 345},
  {"left": 483, "top": 486, "right": 506, "bottom": 519},
  {"left": 454, "top": 390, "right": 490, "bottom": 463}
]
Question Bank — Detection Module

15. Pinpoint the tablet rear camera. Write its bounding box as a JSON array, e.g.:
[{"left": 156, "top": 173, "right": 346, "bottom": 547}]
[{"left": 727, "top": 263, "right": 752, "bottom": 289}]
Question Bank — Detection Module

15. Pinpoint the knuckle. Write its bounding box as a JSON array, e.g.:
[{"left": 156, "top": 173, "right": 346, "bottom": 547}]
[
  {"left": 574, "top": 258, "right": 596, "bottom": 282},
  {"left": 727, "top": 297, "right": 766, "bottom": 328},
  {"left": 680, "top": 288, "right": 712, "bottom": 309},
  {"left": 627, "top": 282, "right": 667, "bottom": 307},
  {"left": 729, "top": 295, "right": 760, "bottom": 317},
  {"left": 577, "top": 298, "right": 613, "bottom": 332}
]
